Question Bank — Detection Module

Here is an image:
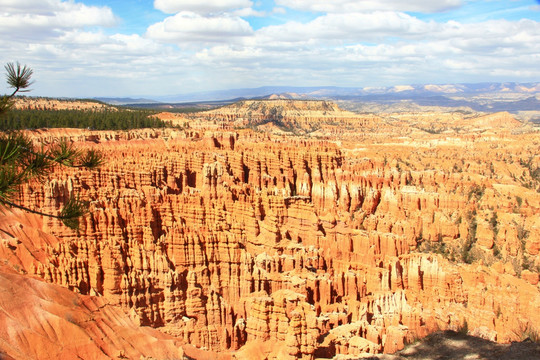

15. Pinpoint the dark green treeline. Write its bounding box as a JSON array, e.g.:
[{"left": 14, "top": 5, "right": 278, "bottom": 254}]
[{"left": 1, "top": 108, "right": 169, "bottom": 130}]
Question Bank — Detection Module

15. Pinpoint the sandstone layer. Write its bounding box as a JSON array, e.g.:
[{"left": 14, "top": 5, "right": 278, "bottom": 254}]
[
  {"left": 0, "top": 263, "right": 185, "bottom": 360},
  {"left": 1, "top": 100, "right": 539, "bottom": 359}
]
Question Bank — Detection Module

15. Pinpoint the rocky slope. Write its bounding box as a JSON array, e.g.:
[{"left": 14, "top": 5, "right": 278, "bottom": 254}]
[
  {"left": 0, "top": 264, "right": 185, "bottom": 360},
  {"left": 0, "top": 100, "right": 539, "bottom": 359}
]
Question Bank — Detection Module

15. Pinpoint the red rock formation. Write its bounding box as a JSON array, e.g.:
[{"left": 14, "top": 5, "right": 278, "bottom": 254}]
[
  {"left": 0, "top": 267, "right": 187, "bottom": 360},
  {"left": 1, "top": 101, "right": 539, "bottom": 358},
  {"left": 182, "top": 99, "right": 382, "bottom": 135}
]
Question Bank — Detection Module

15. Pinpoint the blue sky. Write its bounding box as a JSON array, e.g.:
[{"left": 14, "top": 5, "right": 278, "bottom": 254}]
[{"left": 0, "top": 0, "right": 539, "bottom": 98}]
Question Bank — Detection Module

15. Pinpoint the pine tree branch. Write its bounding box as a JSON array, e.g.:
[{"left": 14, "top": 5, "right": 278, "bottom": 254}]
[
  {"left": 1, "top": 62, "right": 33, "bottom": 117},
  {"left": 5, "top": 62, "right": 33, "bottom": 94},
  {"left": 0, "top": 197, "right": 87, "bottom": 230},
  {"left": 33, "top": 148, "right": 103, "bottom": 169},
  {"left": 1, "top": 62, "right": 99, "bottom": 230},
  {"left": 1, "top": 133, "right": 103, "bottom": 171},
  {"left": 0, "top": 198, "right": 65, "bottom": 219}
]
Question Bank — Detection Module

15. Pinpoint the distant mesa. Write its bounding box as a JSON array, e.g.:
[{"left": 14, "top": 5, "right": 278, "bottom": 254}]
[
  {"left": 188, "top": 99, "right": 380, "bottom": 135},
  {"left": 155, "top": 98, "right": 531, "bottom": 137},
  {"left": 391, "top": 85, "right": 415, "bottom": 92}
]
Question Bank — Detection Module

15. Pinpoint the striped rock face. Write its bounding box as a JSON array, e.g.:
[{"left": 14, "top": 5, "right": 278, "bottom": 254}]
[{"left": 1, "top": 102, "right": 538, "bottom": 359}]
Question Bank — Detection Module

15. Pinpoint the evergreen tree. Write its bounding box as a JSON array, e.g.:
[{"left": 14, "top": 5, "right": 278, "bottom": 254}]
[{"left": 0, "top": 62, "right": 102, "bottom": 229}]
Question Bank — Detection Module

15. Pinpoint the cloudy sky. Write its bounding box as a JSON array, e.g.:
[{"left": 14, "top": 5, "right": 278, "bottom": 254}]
[{"left": 1, "top": 0, "right": 539, "bottom": 98}]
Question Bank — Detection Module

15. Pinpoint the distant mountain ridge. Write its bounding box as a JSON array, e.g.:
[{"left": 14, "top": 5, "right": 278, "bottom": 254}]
[
  {"left": 96, "top": 82, "right": 538, "bottom": 101},
  {"left": 95, "top": 82, "right": 540, "bottom": 114},
  {"left": 148, "top": 82, "right": 540, "bottom": 103},
  {"left": 94, "top": 97, "right": 160, "bottom": 105}
]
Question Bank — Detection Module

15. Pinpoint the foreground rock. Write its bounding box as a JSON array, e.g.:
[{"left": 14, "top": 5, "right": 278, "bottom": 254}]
[
  {"left": 0, "top": 265, "right": 185, "bottom": 359},
  {"left": 351, "top": 330, "right": 540, "bottom": 360}
]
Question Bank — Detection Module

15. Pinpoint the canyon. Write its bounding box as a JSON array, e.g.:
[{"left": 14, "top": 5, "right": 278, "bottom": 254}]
[{"left": 0, "top": 99, "right": 539, "bottom": 359}]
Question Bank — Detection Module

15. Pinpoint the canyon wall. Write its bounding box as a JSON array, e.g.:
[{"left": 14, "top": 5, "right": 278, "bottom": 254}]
[{"left": 1, "top": 101, "right": 539, "bottom": 359}]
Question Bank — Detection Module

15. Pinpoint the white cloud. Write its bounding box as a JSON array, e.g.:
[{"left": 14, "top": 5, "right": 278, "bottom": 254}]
[
  {"left": 274, "top": 0, "right": 462, "bottom": 13},
  {"left": 146, "top": 11, "right": 253, "bottom": 44},
  {"left": 54, "top": 2, "right": 116, "bottom": 28},
  {"left": 232, "top": 7, "right": 267, "bottom": 17},
  {"left": 0, "top": 0, "right": 61, "bottom": 14},
  {"left": 57, "top": 30, "right": 108, "bottom": 45},
  {"left": 4, "top": 30, "right": 188, "bottom": 97},
  {"left": 255, "top": 12, "right": 436, "bottom": 44},
  {"left": 186, "top": 14, "right": 540, "bottom": 89},
  {"left": 0, "top": 0, "right": 116, "bottom": 40},
  {"left": 24, "top": 32, "right": 167, "bottom": 68},
  {"left": 1, "top": 0, "right": 538, "bottom": 97},
  {"left": 154, "top": 0, "right": 253, "bottom": 15}
]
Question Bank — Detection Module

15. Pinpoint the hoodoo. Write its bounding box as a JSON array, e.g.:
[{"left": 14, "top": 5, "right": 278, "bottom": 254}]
[{"left": 0, "top": 99, "right": 539, "bottom": 359}]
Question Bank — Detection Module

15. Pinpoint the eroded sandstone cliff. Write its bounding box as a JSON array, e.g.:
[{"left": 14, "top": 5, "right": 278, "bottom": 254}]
[{"left": 1, "top": 101, "right": 539, "bottom": 359}]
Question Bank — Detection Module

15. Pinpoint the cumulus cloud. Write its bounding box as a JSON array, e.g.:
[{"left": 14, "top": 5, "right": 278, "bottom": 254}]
[
  {"left": 232, "top": 7, "right": 267, "bottom": 17},
  {"left": 146, "top": 11, "right": 253, "bottom": 44},
  {"left": 0, "top": 0, "right": 116, "bottom": 40},
  {"left": 9, "top": 30, "right": 187, "bottom": 97},
  {"left": 189, "top": 14, "right": 540, "bottom": 89},
  {"left": 0, "top": 0, "right": 66, "bottom": 14},
  {"left": 0, "top": 0, "right": 177, "bottom": 96},
  {"left": 154, "top": 0, "right": 253, "bottom": 15},
  {"left": 1, "top": 0, "right": 538, "bottom": 97},
  {"left": 274, "top": 0, "right": 462, "bottom": 13},
  {"left": 255, "top": 12, "right": 436, "bottom": 44},
  {"left": 23, "top": 32, "right": 167, "bottom": 70}
]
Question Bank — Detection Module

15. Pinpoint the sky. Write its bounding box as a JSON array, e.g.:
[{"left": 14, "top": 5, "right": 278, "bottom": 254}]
[{"left": 0, "top": 0, "right": 539, "bottom": 98}]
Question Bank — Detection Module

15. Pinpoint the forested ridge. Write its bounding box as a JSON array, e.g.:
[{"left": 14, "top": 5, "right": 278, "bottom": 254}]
[{"left": 1, "top": 108, "right": 169, "bottom": 130}]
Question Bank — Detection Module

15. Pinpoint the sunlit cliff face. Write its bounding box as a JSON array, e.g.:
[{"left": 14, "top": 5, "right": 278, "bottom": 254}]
[{"left": 0, "top": 100, "right": 539, "bottom": 359}]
